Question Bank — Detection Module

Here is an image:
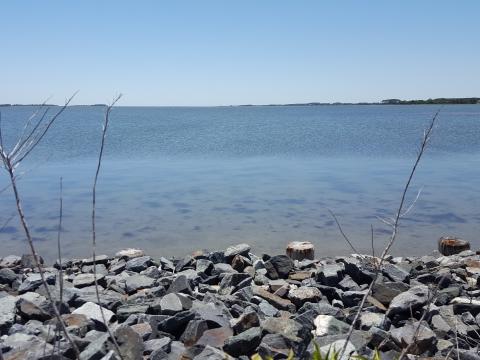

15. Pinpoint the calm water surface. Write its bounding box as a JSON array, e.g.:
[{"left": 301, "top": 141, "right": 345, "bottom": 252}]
[{"left": 0, "top": 105, "right": 479, "bottom": 261}]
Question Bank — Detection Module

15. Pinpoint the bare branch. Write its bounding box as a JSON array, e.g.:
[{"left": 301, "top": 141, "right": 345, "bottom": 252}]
[
  {"left": 92, "top": 94, "right": 123, "bottom": 358},
  {"left": 327, "top": 208, "right": 358, "bottom": 253},
  {"left": 339, "top": 109, "right": 440, "bottom": 358}
]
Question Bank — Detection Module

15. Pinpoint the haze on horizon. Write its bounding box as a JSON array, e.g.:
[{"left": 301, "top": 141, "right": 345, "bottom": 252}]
[{"left": 1, "top": 0, "right": 479, "bottom": 106}]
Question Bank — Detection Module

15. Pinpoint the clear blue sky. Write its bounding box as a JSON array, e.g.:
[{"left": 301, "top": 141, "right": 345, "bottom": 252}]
[{"left": 1, "top": 1, "right": 479, "bottom": 106}]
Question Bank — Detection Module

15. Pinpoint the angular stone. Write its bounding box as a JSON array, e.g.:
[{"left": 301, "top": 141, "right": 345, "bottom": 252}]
[
  {"left": 82, "top": 255, "right": 110, "bottom": 265},
  {"left": 197, "top": 327, "right": 233, "bottom": 348},
  {"left": 312, "top": 315, "right": 350, "bottom": 336},
  {"left": 124, "top": 274, "right": 155, "bottom": 294},
  {"left": 219, "top": 273, "right": 251, "bottom": 295},
  {"left": 390, "top": 321, "right": 436, "bottom": 355},
  {"left": 383, "top": 263, "right": 410, "bottom": 283},
  {"left": 261, "top": 318, "right": 310, "bottom": 355},
  {"left": 267, "top": 255, "right": 293, "bottom": 279},
  {"left": 223, "top": 326, "right": 262, "bottom": 357},
  {"left": 157, "top": 310, "right": 195, "bottom": 337},
  {"left": 0, "top": 268, "right": 17, "bottom": 285},
  {"left": 116, "top": 304, "right": 151, "bottom": 322},
  {"left": 0, "top": 294, "right": 17, "bottom": 334},
  {"left": 18, "top": 272, "right": 55, "bottom": 293},
  {"left": 180, "top": 319, "right": 208, "bottom": 346},
  {"left": 258, "top": 333, "right": 292, "bottom": 359},
  {"left": 114, "top": 324, "right": 144, "bottom": 360},
  {"left": 125, "top": 256, "right": 152, "bottom": 272},
  {"left": 253, "top": 286, "right": 295, "bottom": 311},
  {"left": 166, "top": 274, "right": 192, "bottom": 295},
  {"left": 387, "top": 285, "right": 429, "bottom": 318},
  {"left": 16, "top": 298, "right": 51, "bottom": 321},
  {"left": 288, "top": 286, "right": 322, "bottom": 307},
  {"left": 230, "top": 308, "right": 260, "bottom": 334},
  {"left": 73, "top": 273, "right": 105, "bottom": 288},
  {"left": 131, "top": 322, "right": 152, "bottom": 340},
  {"left": 372, "top": 281, "right": 409, "bottom": 306},
  {"left": 196, "top": 345, "right": 232, "bottom": 360},
  {"left": 224, "top": 243, "right": 251, "bottom": 259},
  {"left": 115, "top": 248, "right": 145, "bottom": 259},
  {"left": 317, "top": 264, "right": 344, "bottom": 286},
  {"left": 144, "top": 337, "right": 172, "bottom": 354},
  {"left": 158, "top": 292, "right": 192, "bottom": 315},
  {"left": 73, "top": 301, "right": 115, "bottom": 328},
  {"left": 0, "top": 255, "right": 21, "bottom": 268}
]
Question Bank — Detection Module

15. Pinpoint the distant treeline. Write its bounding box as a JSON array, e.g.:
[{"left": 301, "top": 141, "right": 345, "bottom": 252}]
[{"left": 381, "top": 98, "right": 480, "bottom": 105}]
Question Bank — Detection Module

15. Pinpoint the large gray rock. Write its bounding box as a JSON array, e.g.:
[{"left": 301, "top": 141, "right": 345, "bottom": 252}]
[
  {"left": 223, "top": 326, "right": 262, "bottom": 357},
  {"left": 1, "top": 333, "right": 53, "bottom": 360},
  {"left": 158, "top": 292, "right": 192, "bottom": 315},
  {"left": 0, "top": 268, "right": 17, "bottom": 285},
  {"left": 180, "top": 319, "right": 208, "bottom": 346},
  {"left": 267, "top": 255, "right": 293, "bottom": 279},
  {"left": 125, "top": 256, "right": 153, "bottom": 272},
  {"left": 224, "top": 243, "right": 251, "bottom": 259},
  {"left": 73, "top": 301, "right": 116, "bottom": 328},
  {"left": 390, "top": 321, "right": 436, "bottom": 355},
  {"left": 0, "top": 294, "right": 17, "bottom": 334},
  {"left": 317, "top": 264, "right": 344, "bottom": 286},
  {"left": 372, "top": 281, "right": 409, "bottom": 305},
  {"left": 114, "top": 324, "right": 144, "bottom": 360},
  {"left": 387, "top": 285, "right": 429, "bottom": 318},
  {"left": 312, "top": 315, "right": 350, "bottom": 336},
  {"left": 261, "top": 317, "right": 311, "bottom": 355},
  {"left": 73, "top": 273, "right": 105, "bottom": 288},
  {"left": 18, "top": 273, "right": 55, "bottom": 293},
  {"left": 0, "top": 255, "right": 21, "bottom": 268},
  {"left": 124, "top": 274, "right": 155, "bottom": 294},
  {"left": 288, "top": 286, "right": 322, "bottom": 307},
  {"left": 230, "top": 308, "right": 260, "bottom": 334}
]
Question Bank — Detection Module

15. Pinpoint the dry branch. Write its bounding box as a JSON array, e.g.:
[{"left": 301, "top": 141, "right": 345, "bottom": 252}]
[{"left": 338, "top": 110, "right": 440, "bottom": 358}]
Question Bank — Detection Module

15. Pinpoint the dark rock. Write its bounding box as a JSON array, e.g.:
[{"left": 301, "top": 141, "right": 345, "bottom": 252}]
[
  {"left": 219, "top": 273, "right": 252, "bottom": 295},
  {"left": 175, "top": 255, "right": 195, "bottom": 272},
  {"left": 180, "top": 319, "right": 208, "bottom": 346},
  {"left": 231, "top": 308, "right": 260, "bottom": 334},
  {"left": 387, "top": 285, "right": 429, "bottom": 318},
  {"left": 372, "top": 281, "right": 409, "bottom": 306},
  {"left": 157, "top": 310, "right": 195, "bottom": 337},
  {"left": 224, "top": 326, "right": 262, "bottom": 357},
  {"left": 125, "top": 256, "right": 153, "bottom": 272},
  {"left": 0, "top": 268, "right": 17, "bottom": 285},
  {"left": 317, "top": 264, "right": 344, "bottom": 286},
  {"left": 82, "top": 255, "right": 110, "bottom": 266},
  {"left": 383, "top": 263, "right": 410, "bottom": 283},
  {"left": 261, "top": 318, "right": 310, "bottom": 356},
  {"left": 390, "top": 321, "right": 436, "bottom": 355},
  {"left": 258, "top": 333, "right": 292, "bottom": 359},
  {"left": 267, "top": 255, "right": 293, "bottom": 279},
  {"left": 166, "top": 275, "right": 192, "bottom": 295},
  {"left": 196, "top": 259, "right": 214, "bottom": 275},
  {"left": 124, "top": 274, "right": 156, "bottom": 294}
]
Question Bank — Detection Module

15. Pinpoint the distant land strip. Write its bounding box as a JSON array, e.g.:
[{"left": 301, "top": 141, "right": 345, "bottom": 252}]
[{"left": 0, "top": 97, "right": 479, "bottom": 107}]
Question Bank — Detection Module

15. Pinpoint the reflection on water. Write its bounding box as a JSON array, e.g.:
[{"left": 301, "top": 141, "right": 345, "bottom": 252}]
[{"left": 0, "top": 105, "right": 478, "bottom": 260}]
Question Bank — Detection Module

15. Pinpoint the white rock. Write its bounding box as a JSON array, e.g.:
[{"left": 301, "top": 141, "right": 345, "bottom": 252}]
[
  {"left": 73, "top": 301, "right": 115, "bottom": 325},
  {"left": 312, "top": 315, "right": 350, "bottom": 337},
  {"left": 115, "top": 248, "right": 145, "bottom": 259}
]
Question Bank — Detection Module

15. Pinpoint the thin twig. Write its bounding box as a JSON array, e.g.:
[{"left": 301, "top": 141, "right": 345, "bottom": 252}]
[
  {"left": 92, "top": 94, "right": 123, "bottom": 358},
  {"left": 338, "top": 110, "right": 439, "bottom": 358},
  {"left": 57, "top": 177, "right": 64, "bottom": 306},
  {"left": 0, "top": 96, "right": 80, "bottom": 358},
  {"left": 327, "top": 208, "right": 358, "bottom": 253}
]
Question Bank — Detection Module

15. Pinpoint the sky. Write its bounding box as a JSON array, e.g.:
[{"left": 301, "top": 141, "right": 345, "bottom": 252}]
[{"left": 1, "top": 1, "right": 479, "bottom": 106}]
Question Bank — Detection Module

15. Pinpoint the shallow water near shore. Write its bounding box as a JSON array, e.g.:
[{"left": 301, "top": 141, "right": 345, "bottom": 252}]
[{"left": 0, "top": 105, "right": 479, "bottom": 261}]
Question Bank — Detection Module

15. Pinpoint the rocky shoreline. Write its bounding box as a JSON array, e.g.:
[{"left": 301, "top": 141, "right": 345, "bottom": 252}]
[{"left": 0, "top": 243, "right": 479, "bottom": 359}]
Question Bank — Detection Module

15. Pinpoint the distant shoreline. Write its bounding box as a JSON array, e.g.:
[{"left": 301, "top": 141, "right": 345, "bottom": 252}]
[{"left": 1, "top": 97, "right": 479, "bottom": 107}]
